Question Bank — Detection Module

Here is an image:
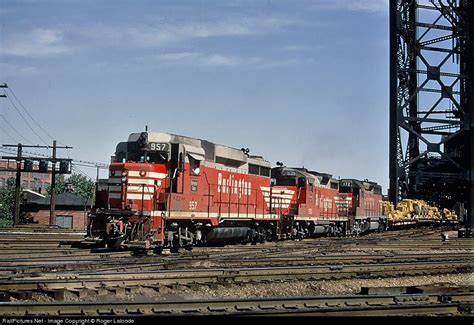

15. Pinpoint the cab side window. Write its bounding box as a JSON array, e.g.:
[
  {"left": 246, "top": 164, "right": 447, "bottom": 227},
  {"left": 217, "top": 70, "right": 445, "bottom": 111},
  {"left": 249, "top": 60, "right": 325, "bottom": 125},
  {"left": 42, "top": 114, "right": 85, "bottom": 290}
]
[
  {"left": 189, "top": 155, "right": 201, "bottom": 176},
  {"left": 298, "top": 177, "right": 306, "bottom": 189}
]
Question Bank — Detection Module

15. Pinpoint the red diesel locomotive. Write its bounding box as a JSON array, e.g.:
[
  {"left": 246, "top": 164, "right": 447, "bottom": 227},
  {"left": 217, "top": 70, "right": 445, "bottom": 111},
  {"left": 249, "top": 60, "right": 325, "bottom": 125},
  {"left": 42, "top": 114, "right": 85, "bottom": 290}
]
[{"left": 87, "top": 131, "right": 386, "bottom": 251}]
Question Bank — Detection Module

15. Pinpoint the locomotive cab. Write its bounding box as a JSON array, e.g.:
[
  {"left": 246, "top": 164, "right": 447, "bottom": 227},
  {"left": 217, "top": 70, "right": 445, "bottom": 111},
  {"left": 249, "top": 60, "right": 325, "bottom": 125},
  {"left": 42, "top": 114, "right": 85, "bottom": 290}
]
[
  {"left": 88, "top": 132, "right": 173, "bottom": 247},
  {"left": 271, "top": 167, "right": 306, "bottom": 188},
  {"left": 271, "top": 167, "right": 306, "bottom": 212}
]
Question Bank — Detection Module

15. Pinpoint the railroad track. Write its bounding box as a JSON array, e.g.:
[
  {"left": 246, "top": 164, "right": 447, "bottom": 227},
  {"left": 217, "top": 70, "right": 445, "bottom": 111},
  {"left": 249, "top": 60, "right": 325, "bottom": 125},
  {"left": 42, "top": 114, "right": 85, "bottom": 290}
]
[
  {"left": 0, "top": 251, "right": 132, "bottom": 266},
  {"left": 0, "top": 226, "right": 470, "bottom": 318},
  {"left": 0, "top": 260, "right": 471, "bottom": 293},
  {"left": 0, "top": 232, "right": 471, "bottom": 276},
  {"left": 1, "top": 249, "right": 472, "bottom": 278},
  {"left": 0, "top": 288, "right": 471, "bottom": 316}
]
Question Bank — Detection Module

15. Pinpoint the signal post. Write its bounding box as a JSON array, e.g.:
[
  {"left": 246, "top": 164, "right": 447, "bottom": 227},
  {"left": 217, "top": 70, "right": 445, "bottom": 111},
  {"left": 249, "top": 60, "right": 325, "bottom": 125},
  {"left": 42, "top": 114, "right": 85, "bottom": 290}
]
[{"left": 1, "top": 141, "right": 72, "bottom": 226}]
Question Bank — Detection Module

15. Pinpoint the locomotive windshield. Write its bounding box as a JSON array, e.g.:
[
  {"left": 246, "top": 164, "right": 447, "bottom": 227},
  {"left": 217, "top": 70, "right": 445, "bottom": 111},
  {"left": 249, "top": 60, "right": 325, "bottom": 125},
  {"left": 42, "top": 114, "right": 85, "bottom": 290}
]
[
  {"left": 274, "top": 177, "right": 297, "bottom": 186},
  {"left": 271, "top": 168, "right": 307, "bottom": 187},
  {"left": 113, "top": 141, "right": 169, "bottom": 164},
  {"left": 339, "top": 184, "right": 360, "bottom": 196},
  {"left": 339, "top": 185, "right": 352, "bottom": 194}
]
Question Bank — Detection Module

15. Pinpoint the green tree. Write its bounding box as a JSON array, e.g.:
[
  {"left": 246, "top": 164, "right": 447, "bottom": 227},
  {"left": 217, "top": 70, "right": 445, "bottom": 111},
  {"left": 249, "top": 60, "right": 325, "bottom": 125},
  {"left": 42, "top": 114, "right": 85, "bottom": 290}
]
[
  {"left": 45, "top": 174, "right": 66, "bottom": 195},
  {"left": 0, "top": 178, "right": 15, "bottom": 227},
  {"left": 46, "top": 173, "right": 95, "bottom": 200},
  {"left": 67, "top": 173, "right": 95, "bottom": 200}
]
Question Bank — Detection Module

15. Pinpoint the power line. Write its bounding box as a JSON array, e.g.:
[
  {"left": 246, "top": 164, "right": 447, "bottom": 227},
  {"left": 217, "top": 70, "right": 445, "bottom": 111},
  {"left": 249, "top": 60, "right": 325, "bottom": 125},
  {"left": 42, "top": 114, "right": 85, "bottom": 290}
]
[
  {"left": 7, "top": 87, "right": 57, "bottom": 141},
  {"left": 2, "top": 86, "right": 107, "bottom": 169},
  {"left": 0, "top": 146, "right": 109, "bottom": 169},
  {"left": 73, "top": 158, "right": 108, "bottom": 168},
  {"left": 7, "top": 86, "right": 68, "bottom": 147},
  {"left": 71, "top": 164, "right": 94, "bottom": 180},
  {"left": 73, "top": 162, "right": 109, "bottom": 169},
  {"left": 0, "top": 125, "right": 15, "bottom": 142},
  {"left": 0, "top": 146, "right": 49, "bottom": 158},
  {"left": 2, "top": 85, "right": 73, "bottom": 149},
  {"left": 0, "top": 115, "right": 34, "bottom": 144},
  {"left": 0, "top": 148, "right": 16, "bottom": 156},
  {"left": 5, "top": 94, "right": 49, "bottom": 145},
  {"left": 72, "top": 165, "right": 89, "bottom": 177}
]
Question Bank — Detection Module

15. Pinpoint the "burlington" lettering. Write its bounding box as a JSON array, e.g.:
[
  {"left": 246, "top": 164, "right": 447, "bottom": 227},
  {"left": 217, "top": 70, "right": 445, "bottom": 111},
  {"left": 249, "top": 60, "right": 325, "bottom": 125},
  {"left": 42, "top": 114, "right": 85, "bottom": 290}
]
[{"left": 217, "top": 173, "right": 252, "bottom": 198}]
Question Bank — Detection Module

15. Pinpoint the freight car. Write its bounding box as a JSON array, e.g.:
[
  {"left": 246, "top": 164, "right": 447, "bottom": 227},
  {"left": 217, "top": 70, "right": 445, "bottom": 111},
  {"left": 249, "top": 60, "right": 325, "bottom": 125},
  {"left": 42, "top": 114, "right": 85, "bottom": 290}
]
[{"left": 86, "top": 131, "right": 452, "bottom": 252}]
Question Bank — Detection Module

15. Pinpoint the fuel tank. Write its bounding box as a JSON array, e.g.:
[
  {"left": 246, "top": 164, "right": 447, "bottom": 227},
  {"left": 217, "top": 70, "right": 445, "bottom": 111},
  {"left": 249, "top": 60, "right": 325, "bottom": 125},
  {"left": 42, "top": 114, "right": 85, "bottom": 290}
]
[{"left": 205, "top": 227, "right": 250, "bottom": 243}]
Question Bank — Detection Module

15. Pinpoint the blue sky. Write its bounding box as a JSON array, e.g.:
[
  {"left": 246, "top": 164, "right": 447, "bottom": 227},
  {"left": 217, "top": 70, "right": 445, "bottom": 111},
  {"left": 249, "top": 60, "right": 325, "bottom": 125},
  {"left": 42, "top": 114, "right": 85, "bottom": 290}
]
[{"left": 0, "top": 0, "right": 390, "bottom": 191}]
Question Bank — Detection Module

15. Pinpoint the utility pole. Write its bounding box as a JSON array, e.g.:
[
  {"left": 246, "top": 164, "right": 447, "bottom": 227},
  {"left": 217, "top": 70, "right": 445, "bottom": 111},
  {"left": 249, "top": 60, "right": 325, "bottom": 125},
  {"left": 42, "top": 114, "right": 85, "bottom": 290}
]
[
  {"left": 50, "top": 140, "right": 57, "bottom": 225},
  {"left": 49, "top": 140, "right": 72, "bottom": 225},
  {"left": 13, "top": 144, "right": 22, "bottom": 226},
  {"left": 2, "top": 142, "right": 72, "bottom": 227},
  {"left": 2, "top": 143, "right": 50, "bottom": 226}
]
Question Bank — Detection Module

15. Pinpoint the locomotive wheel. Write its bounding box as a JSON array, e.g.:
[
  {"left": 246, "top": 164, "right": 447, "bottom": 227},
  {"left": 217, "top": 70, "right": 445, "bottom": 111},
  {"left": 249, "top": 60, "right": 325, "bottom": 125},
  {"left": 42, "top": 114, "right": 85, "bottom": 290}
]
[
  {"left": 259, "top": 228, "right": 266, "bottom": 243},
  {"left": 266, "top": 229, "right": 274, "bottom": 242}
]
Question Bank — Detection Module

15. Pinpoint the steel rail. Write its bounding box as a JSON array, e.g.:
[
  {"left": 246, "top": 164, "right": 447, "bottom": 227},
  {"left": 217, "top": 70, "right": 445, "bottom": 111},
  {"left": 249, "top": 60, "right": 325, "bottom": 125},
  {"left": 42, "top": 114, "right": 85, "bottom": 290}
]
[
  {"left": 0, "top": 291, "right": 471, "bottom": 316},
  {"left": 0, "top": 252, "right": 132, "bottom": 264},
  {"left": 2, "top": 250, "right": 472, "bottom": 265},
  {"left": 1, "top": 252, "right": 472, "bottom": 281},
  {"left": 0, "top": 260, "right": 471, "bottom": 291}
]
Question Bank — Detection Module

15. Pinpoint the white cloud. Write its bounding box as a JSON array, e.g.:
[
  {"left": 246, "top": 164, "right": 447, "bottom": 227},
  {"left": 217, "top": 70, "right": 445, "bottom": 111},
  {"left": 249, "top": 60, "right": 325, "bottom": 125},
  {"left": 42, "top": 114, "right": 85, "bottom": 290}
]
[
  {"left": 259, "top": 59, "right": 299, "bottom": 69},
  {"left": 81, "top": 15, "right": 293, "bottom": 49},
  {"left": 0, "top": 28, "right": 71, "bottom": 58},
  {"left": 347, "top": 0, "right": 389, "bottom": 13},
  {"left": 153, "top": 52, "right": 302, "bottom": 69},
  {"left": 155, "top": 52, "right": 200, "bottom": 61},
  {"left": 312, "top": 0, "right": 388, "bottom": 14},
  {"left": 0, "top": 15, "right": 293, "bottom": 58},
  {"left": 200, "top": 54, "right": 240, "bottom": 66},
  {"left": 283, "top": 45, "right": 314, "bottom": 52},
  {"left": 155, "top": 52, "right": 254, "bottom": 67}
]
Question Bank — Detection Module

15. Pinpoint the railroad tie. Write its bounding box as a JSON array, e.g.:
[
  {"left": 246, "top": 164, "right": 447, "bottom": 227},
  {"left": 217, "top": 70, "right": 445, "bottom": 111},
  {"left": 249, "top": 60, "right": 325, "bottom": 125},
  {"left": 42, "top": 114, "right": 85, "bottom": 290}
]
[
  {"left": 8, "top": 291, "right": 32, "bottom": 300},
  {"left": 0, "top": 292, "right": 10, "bottom": 302}
]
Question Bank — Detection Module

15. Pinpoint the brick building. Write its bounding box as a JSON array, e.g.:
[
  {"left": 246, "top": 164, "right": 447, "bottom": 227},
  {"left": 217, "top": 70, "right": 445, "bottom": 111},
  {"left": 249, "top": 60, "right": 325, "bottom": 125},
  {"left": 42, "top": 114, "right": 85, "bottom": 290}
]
[{"left": 23, "top": 192, "right": 92, "bottom": 230}]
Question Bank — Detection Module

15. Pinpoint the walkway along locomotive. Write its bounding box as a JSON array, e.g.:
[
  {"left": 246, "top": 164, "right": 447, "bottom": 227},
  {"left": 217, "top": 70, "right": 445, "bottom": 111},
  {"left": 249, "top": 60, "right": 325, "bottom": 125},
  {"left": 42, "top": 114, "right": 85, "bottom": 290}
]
[{"left": 86, "top": 131, "right": 453, "bottom": 251}]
